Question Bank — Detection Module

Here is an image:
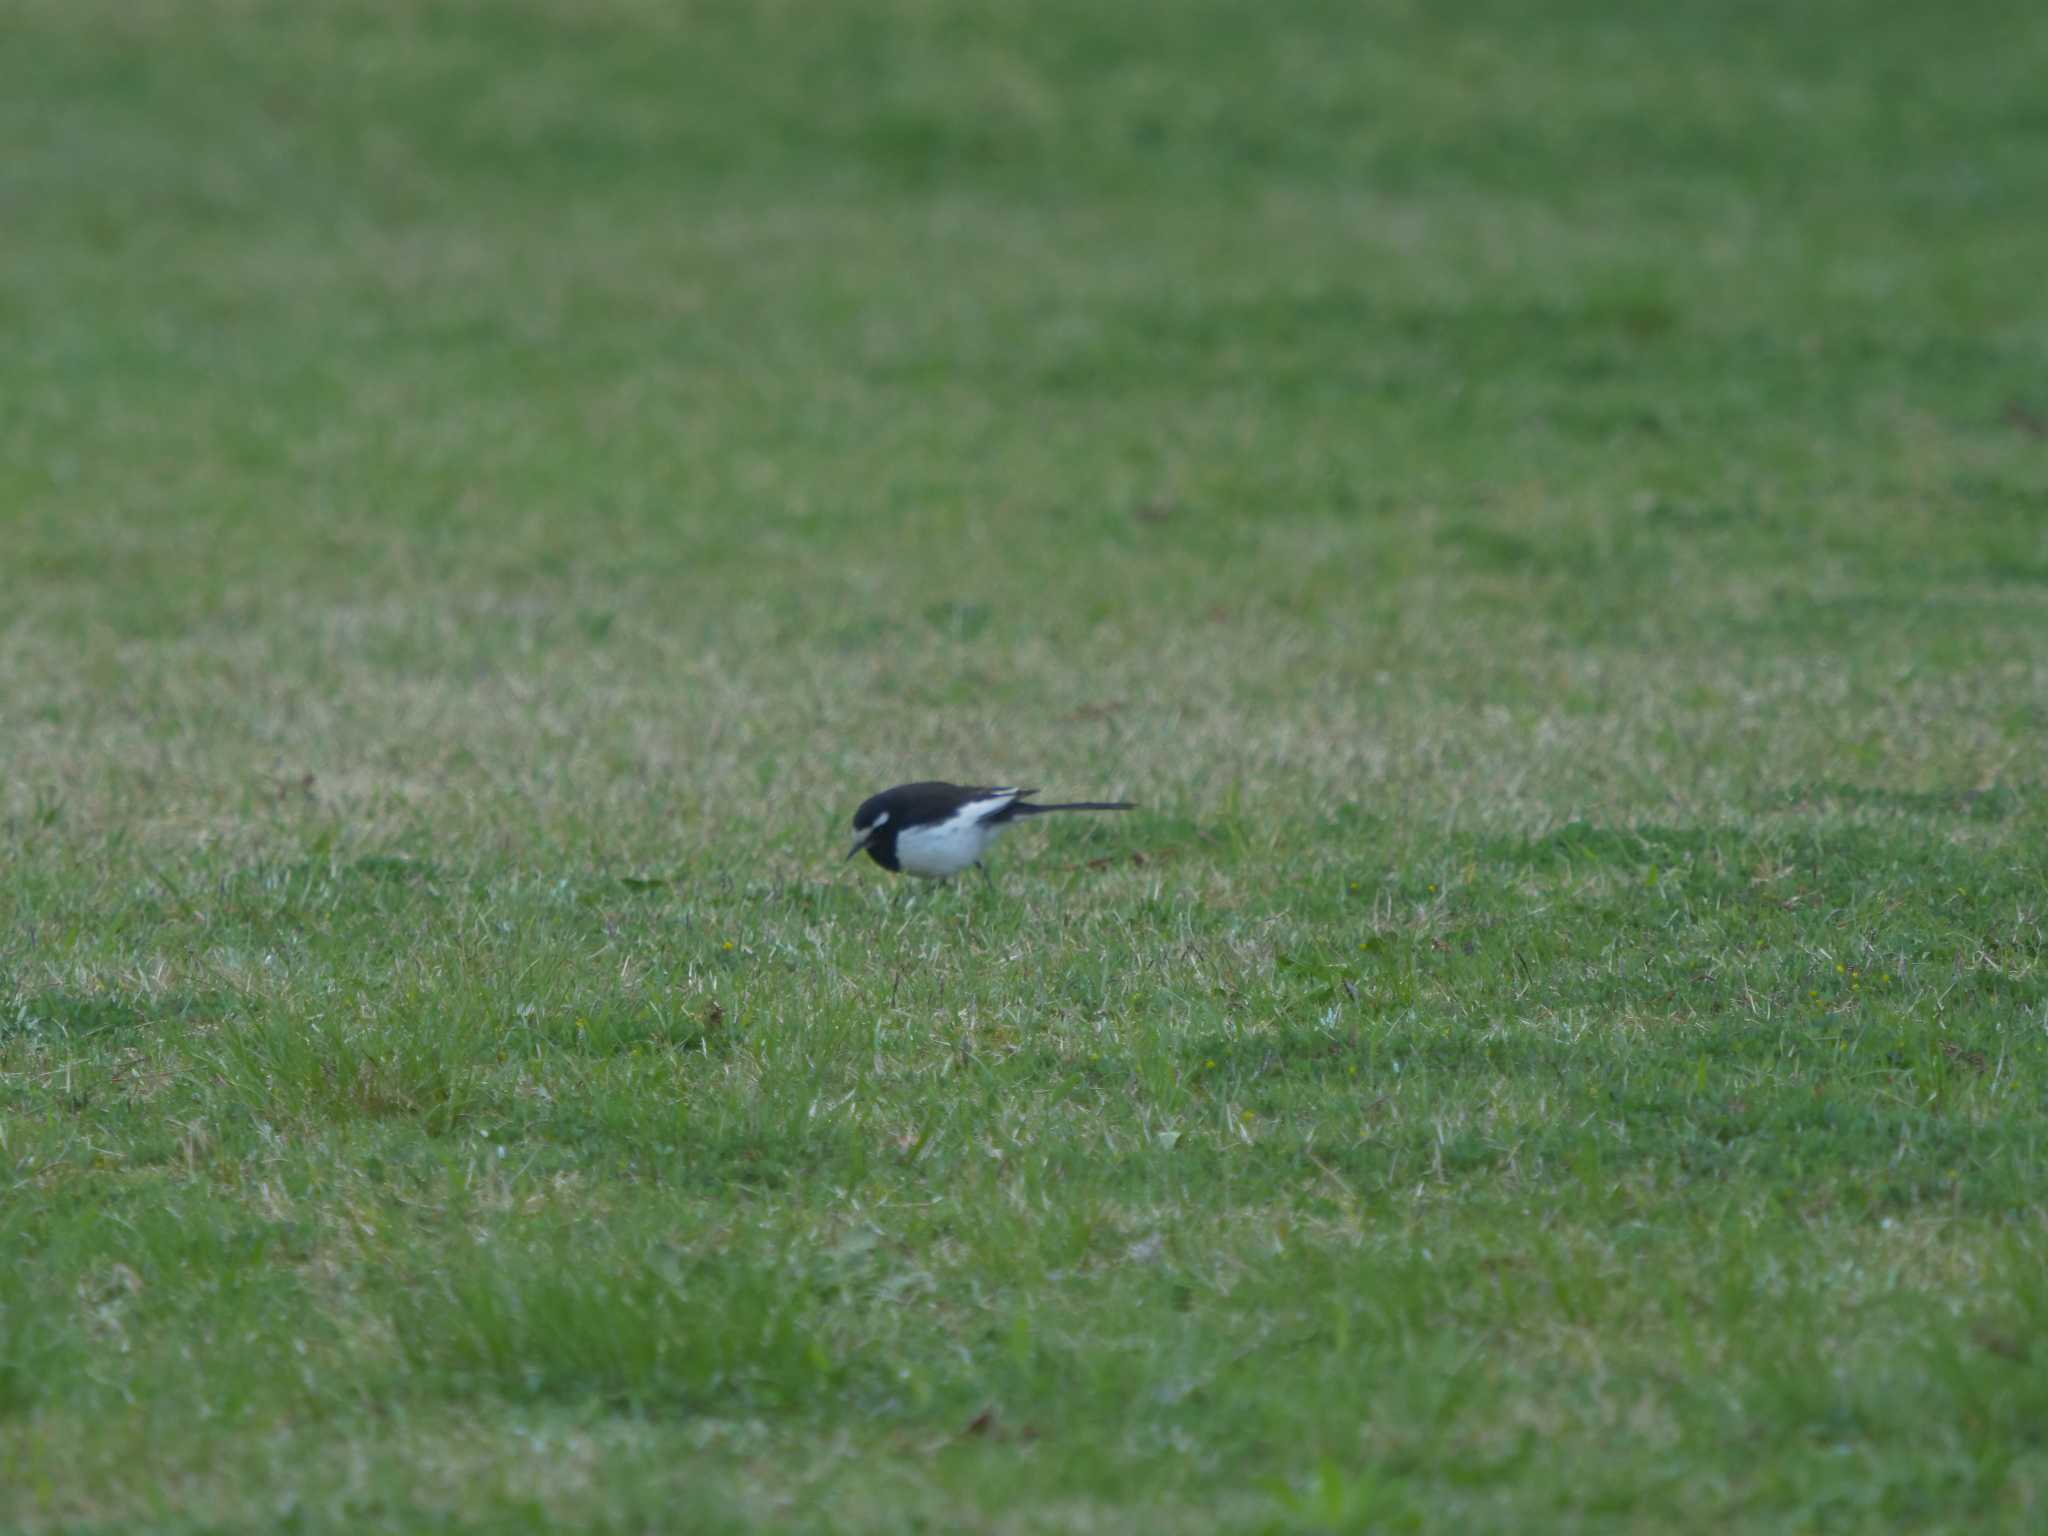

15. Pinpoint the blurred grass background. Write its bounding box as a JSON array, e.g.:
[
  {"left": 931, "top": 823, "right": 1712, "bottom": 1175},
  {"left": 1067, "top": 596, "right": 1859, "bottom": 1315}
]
[{"left": 4, "top": 1, "right": 2048, "bottom": 1530}]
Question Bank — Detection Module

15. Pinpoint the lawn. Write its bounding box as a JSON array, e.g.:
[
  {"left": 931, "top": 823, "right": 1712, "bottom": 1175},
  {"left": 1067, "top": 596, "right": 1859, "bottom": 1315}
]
[{"left": 4, "top": 0, "right": 2048, "bottom": 1529}]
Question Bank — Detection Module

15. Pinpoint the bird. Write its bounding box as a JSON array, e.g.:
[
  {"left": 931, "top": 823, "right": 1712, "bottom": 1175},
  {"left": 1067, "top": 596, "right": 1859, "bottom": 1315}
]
[{"left": 845, "top": 781, "right": 1134, "bottom": 879}]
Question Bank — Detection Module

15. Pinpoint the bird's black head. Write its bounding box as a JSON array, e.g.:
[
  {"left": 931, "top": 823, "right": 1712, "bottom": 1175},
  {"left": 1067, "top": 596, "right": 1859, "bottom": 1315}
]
[{"left": 846, "top": 790, "right": 901, "bottom": 870}]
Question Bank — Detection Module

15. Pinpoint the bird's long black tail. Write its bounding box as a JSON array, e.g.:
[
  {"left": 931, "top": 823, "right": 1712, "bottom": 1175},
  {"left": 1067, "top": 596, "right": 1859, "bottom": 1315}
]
[{"left": 1010, "top": 799, "right": 1135, "bottom": 815}]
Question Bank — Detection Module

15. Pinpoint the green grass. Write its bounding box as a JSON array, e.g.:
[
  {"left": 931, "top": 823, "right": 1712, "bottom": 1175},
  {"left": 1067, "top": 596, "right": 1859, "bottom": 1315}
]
[{"left": 5, "top": 0, "right": 2048, "bottom": 1529}]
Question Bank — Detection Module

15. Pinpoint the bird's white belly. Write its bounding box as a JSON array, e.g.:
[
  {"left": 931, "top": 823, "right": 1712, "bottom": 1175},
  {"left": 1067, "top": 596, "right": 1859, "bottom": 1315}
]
[{"left": 895, "top": 812, "right": 1004, "bottom": 878}]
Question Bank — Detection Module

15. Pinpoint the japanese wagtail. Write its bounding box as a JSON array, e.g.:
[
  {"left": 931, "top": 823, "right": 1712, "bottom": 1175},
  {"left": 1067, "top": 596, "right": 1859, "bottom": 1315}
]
[{"left": 846, "top": 782, "right": 1134, "bottom": 879}]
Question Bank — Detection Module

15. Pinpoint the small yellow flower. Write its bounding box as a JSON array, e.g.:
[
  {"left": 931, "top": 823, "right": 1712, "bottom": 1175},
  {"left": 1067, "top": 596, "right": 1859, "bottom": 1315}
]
[{"left": 723, "top": 941, "right": 734, "bottom": 950}]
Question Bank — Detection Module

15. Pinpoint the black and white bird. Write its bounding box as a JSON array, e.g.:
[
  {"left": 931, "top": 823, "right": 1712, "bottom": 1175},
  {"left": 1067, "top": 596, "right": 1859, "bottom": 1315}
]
[{"left": 846, "top": 782, "right": 1134, "bottom": 879}]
